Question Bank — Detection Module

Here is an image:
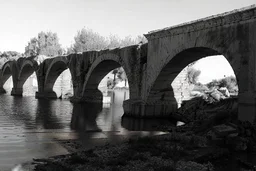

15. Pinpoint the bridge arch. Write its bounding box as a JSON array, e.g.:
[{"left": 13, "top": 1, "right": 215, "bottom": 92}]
[
  {"left": 17, "top": 60, "right": 38, "bottom": 90},
  {"left": 82, "top": 53, "right": 131, "bottom": 102},
  {"left": 44, "top": 57, "right": 69, "bottom": 92},
  {"left": 146, "top": 46, "right": 239, "bottom": 114}
]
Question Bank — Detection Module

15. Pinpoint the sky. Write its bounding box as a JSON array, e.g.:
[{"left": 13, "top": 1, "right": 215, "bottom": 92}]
[
  {"left": 0, "top": 0, "right": 254, "bottom": 82},
  {"left": 0, "top": 0, "right": 255, "bottom": 53},
  {"left": 193, "top": 56, "right": 235, "bottom": 84}
]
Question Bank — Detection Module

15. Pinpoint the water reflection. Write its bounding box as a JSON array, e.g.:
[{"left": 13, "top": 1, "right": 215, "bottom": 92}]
[
  {"left": 71, "top": 103, "right": 102, "bottom": 131},
  {"left": 35, "top": 99, "right": 66, "bottom": 129},
  {"left": 121, "top": 116, "right": 177, "bottom": 131},
  {"left": 0, "top": 89, "right": 171, "bottom": 170}
]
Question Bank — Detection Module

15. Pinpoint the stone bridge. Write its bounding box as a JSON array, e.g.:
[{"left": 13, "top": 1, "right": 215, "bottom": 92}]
[{"left": 0, "top": 5, "right": 256, "bottom": 122}]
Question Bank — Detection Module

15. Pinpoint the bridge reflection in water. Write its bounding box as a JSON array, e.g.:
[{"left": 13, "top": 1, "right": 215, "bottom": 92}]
[{"left": 0, "top": 89, "right": 169, "bottom": 170}]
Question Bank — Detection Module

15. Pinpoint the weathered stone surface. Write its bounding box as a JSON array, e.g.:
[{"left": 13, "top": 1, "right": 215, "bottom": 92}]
[
  {"left": 212, "top": 124, "right": 237, "bottom": 137},
  {"left": 143, "top": 5, "right": 256, "bottom": 122}
]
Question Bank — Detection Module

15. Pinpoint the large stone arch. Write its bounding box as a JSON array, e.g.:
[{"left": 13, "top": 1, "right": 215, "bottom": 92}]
[
  {"left": 146, "top": 47, "right": 237, "bottom": 102},
  {"left": 81, "top": 53, "right": 132, "bottom": 103},
  {"left": 145, "top": 45, "right": 240, "bottom": 117},
  {"left": 17, "top": 60, "right": 38, "bottom": 90},
  {"left": 44, "top": 57, "right": 69, "bottom": 93},
  {"left": 143, "top": 21, "right": 253, "bottom": 118}
]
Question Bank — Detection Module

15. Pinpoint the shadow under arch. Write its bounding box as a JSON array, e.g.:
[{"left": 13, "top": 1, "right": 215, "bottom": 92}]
[
  {"left": 44, "top": 57, "right": 69, "bottom": 97},
  {"left": 146, "top": 47, "right": 238, "bottom": 115},
  {"left": 82, "top": 57, "right": 131, "bottom": 103}
]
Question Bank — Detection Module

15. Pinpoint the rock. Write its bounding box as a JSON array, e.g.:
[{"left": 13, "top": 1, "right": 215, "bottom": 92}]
[
  {"left": 234, "top": 137, "right": 248, "bottom": 151},
  {"left": 218, "top": 87, "right": 230, "bottom": 97},
  {"left": 226, "top": 136, "right": 248, "bottom": 151},
  {"left": 176, "top": 161, "right": 213, "bottom": 171},
  {"left": 212, "top": 124, "right": 237, "bottom": 137},
  {"left": 190, "top": 91, "right": 203, "bottom": 97},
  {"left": 245, "top": 129, "right": 252, "bottom": 137}
]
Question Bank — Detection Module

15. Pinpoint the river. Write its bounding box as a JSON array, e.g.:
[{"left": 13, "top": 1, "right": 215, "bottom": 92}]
[{"left": 0, "top": 89, "right": 173, "bottom": 171}]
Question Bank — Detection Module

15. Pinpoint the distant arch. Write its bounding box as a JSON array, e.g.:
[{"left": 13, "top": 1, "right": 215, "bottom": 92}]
[{"left": 82, "top": 53, "right": 131, "bottom": 97}]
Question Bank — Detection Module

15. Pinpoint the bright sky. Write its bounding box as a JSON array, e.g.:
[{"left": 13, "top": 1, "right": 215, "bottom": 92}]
[
  {"left": 193, "top": 56, "right": 235, "bottom": 84},
  {"left": 0, "top": 0, "right": 254, "bottom": 82},
  {"left": 0, "top": 0, "right": 254, "bottom": 53}
]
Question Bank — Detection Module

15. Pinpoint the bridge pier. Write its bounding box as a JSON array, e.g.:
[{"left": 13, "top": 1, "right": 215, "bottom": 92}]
[
  {"left": 123, "top": 99, "right": 178, "bottom": 118},
  {"left": 35, "top": 91, "right": 57, "bottom": 99},
  {"left": 11, "top": 88, "right": 23, "bottom": 96},
  {"left": 238, "top": 92, "right": 256, "bottom": 123}
]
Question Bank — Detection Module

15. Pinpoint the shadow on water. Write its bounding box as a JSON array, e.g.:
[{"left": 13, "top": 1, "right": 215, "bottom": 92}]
[
  {"left": 71, "top": 103, "right": 102, "bottom": 132},
  {"left": 121, "top": 115, "right": 178, "bottom": 131},
  {"left": 35, "top": 99, "right": 66, "bottom": 129},
  {"left": 7, "top": 96, "right": 37, "bottom": 129}
]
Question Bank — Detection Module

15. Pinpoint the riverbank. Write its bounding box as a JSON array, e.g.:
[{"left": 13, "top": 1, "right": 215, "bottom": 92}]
[
  {"left": 29, "top": 130, "right": 255, "bottom": 171},
  {"left": 27, "top": 120, "right": 256, "bottom": 171},
  {"left": 29, "top": 96, "right": 256, "bottom": 171}
]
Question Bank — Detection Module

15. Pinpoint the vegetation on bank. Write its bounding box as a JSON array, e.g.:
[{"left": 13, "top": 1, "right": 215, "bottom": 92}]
[
  {"left": 33, "top": 117, "right": 256, "bottom": 171},
  {"left": 186, "top": 63, "right": 238, "bottom": 100},
  {"left": 33, "top": 133, "right": 215, "bottom": 171}
]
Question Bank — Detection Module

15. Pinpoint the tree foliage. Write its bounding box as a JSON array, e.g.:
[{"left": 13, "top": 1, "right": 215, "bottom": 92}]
[
  {"left": 25, "top": 31, "right": 63, "bottom": 57},
  {"left": 207, "top": 76, "right": 238, "bottom": 93},
  {"left": 68, "top": 28, "right": 148, "bottom": 54},
  {"left": 0, "top": 51, "right": 22, "bottom": 60},
  {"left": 0, "top": 51, "right": 22, "bottom": 68},
  {"left": 72, "top": 28, "right": 107, "bottom": 53},
  {"left": 187, "top": 67, "right": 201, "bottom": 84}
]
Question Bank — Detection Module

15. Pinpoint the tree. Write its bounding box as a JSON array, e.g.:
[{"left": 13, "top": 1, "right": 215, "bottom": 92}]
[
  {"left": 0, "top": 57, "right": 7, "bottom": 69},
  {"left": 0, "top": 51, "right": 22, "bottom": 68},
  {"left": 107, "top": 34, "right": 121, "bottom": 49},
  {"left": 72, "top": 28, "right": 108, "bottom": 53},
  {"left": 112, "top": 69, "right": 118, "bottom": 83},
  {"left": 25, "top": 37, "right": 38, "bottom": 56},
  {"left": 68, "top": 28, "right": 149, "bottom": 54},
  {"left": 116, "top": 67, "right": 127, "bottom": 86},
  {"left": 135, "top": 35, "right": 148, "bottom": 44},
  {"left": 25, "top": 31, "right": 63, "bottom": 57},
  {"left": 187, "top": 67, "right": 201, "bottom": 84},
  {"left": 207, "top": 76, "right": 238, "bottom": 93},
  {"left": 120, "top": 36, "right": 136, "bottom": 47}
]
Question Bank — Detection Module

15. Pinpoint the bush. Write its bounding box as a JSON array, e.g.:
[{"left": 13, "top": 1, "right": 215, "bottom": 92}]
[
  {"left": 187, "top": 67, "right": 201, "bottom": 84},
  {"left": 206, "top": 76, "right": 238, "bottom": 93}
]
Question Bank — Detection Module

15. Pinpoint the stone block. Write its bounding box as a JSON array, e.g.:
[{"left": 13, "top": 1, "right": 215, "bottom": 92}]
[{"left": 212, "top": 124, "right": 237, "bottom": 137}]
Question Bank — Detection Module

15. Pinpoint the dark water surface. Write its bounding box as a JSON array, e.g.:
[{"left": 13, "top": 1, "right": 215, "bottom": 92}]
[{"left": 0, "top": 90, "right": 171, "bottom": 170}]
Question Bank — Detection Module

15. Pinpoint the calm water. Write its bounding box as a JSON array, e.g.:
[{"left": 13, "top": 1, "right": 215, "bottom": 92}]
[{"left": 0, "top": 89, "right": 171, "bottom": 171}]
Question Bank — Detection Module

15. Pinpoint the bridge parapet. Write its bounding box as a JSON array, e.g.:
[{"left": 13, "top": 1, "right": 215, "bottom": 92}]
[{"left": 145, "top": 5, "right": 256, "bottom": 40}]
